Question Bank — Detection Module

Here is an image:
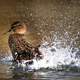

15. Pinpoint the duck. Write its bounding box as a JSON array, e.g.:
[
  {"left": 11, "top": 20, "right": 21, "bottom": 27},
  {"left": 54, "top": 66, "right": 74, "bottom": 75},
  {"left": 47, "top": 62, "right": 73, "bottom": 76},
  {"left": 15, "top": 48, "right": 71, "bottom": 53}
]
[{"left": 8, "top": 21, "right": 42, "bottom": 63}]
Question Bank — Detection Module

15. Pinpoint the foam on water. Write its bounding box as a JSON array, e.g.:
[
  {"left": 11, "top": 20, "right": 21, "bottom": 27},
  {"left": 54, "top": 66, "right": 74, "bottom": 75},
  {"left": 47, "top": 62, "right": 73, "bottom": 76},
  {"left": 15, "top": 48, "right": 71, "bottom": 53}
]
[
  {"left": 1, "top": 41, "right": 80, "bottom": 70},
  {"left": 29, "top": 42, "right": 80, "bottom": 70}
]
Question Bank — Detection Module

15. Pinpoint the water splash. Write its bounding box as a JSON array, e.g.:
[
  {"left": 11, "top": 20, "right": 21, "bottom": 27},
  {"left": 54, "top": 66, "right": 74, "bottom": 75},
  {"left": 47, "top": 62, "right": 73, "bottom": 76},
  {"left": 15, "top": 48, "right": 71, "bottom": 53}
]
[
  {"left": 29, "top": 42, "right": 80, "bottom": 70},
  {"left": 1, "top": 42, "right": 79, "bottom": 71},
  {"left": 0, "top": 37, "right": 80, "bottom": 71}
]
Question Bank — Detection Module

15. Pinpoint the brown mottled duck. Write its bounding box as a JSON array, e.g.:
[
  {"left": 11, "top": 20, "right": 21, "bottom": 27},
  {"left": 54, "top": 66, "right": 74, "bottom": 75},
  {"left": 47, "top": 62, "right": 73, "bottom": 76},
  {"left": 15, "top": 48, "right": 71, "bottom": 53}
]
[{"left": 8, "top": 21, "right": 42, "bottom": 63}]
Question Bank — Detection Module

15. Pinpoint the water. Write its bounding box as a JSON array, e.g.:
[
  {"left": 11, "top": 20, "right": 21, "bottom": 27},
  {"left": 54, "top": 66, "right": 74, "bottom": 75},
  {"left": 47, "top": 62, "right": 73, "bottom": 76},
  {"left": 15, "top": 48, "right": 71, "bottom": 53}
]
[
  {"left": 0, "top": 40, "right": 80, "bottom": 80},
  {"left": 0, "top": 0, "right": 80, "bottom": 80}
]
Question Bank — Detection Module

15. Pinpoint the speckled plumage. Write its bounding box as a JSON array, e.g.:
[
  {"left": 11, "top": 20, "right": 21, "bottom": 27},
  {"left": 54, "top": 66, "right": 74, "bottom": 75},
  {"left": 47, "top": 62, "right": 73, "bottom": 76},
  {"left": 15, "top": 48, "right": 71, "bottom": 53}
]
[{"left": 8, "top": 33, "right": 40, "bottom": 62}]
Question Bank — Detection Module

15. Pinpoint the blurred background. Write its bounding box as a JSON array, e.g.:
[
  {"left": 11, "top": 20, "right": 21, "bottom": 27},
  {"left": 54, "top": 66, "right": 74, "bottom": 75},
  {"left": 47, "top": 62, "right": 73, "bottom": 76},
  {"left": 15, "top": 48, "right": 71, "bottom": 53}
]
[{"left": 0, "top": 0, "right": 80, "bottom": 56}]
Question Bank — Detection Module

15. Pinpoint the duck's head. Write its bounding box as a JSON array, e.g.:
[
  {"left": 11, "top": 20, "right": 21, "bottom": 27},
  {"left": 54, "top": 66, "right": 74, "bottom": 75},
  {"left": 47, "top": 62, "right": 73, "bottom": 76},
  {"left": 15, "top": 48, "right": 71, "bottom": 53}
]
[{"left": 9, "top": 21, "right": 28, "bottom": 34}]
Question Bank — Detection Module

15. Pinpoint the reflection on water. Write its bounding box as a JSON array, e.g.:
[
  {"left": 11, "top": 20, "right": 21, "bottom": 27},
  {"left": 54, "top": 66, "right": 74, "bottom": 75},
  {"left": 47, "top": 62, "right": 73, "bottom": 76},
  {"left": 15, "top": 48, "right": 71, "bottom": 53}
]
[
  {"left": 0, "top": 64, "right": 13, "bottom": 79},
  {"left": 0, "top": 63, "right": 80, "bottom": 80}
]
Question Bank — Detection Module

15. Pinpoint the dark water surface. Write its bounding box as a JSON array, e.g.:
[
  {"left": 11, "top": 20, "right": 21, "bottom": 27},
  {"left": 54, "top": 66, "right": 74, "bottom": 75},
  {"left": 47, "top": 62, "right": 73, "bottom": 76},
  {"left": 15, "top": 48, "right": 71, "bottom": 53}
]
[{"left": 0, "top": 62, "right": 80, "bottom": 80}]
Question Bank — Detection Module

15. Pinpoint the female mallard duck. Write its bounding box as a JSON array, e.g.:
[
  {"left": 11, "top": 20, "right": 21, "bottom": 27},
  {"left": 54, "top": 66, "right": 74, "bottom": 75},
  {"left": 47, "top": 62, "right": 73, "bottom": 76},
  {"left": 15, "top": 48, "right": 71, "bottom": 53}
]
[{"left": 8, "top": 21, "right": 42, "bottom": 63}]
